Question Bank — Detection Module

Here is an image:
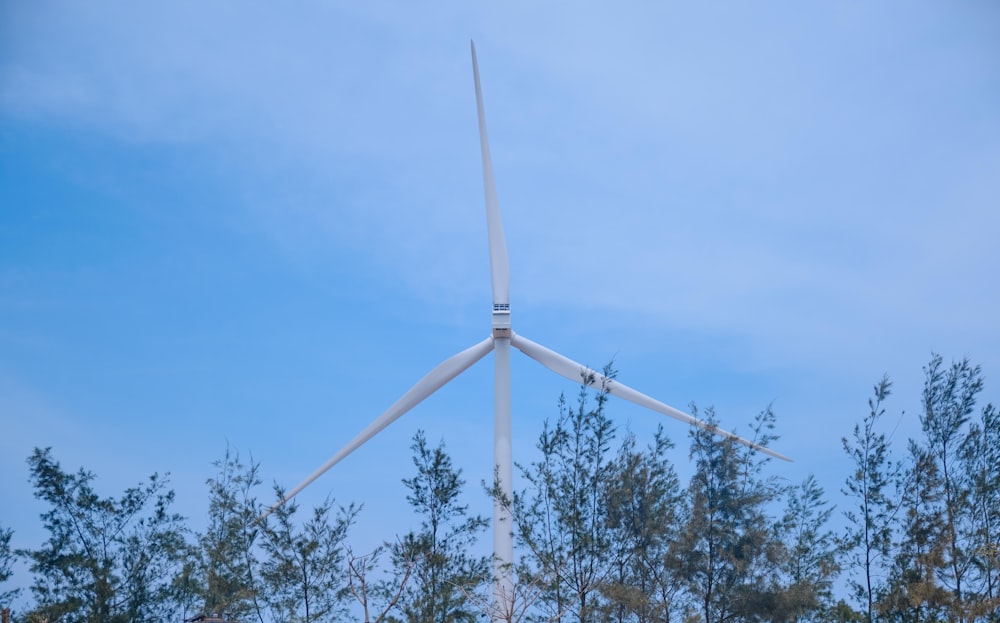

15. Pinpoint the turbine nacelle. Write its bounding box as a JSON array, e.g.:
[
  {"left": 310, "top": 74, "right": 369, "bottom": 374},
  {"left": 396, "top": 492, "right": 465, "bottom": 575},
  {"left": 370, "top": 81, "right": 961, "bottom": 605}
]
[{"left": 492, "top": 303, "right": 511, "bottom": 338}]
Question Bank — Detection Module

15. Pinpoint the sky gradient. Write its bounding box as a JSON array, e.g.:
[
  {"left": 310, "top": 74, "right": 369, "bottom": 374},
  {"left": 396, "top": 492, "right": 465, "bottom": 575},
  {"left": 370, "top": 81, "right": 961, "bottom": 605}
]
[{"left": 2, "top": 0, "right": 999, "bottom": 600}]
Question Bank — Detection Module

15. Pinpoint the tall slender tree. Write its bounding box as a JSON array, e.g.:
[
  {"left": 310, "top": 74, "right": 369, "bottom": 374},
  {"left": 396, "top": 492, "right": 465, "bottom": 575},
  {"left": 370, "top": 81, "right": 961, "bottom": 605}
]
[
  {"left": 881, "top": 442, "right": 951, "bottom": 623},
  {"left": 679, "top": 406, "right": 785, "bottom": 623},
  {"left": 777, "top": 475, "right": 841, "bottom": 623},
  {"left": 259, "top": 490, "right": 357, "bottom": 623},
  {"left": 960, "top": 403, "right": 1000, "bottom": 620},
  {"left": 842, "top": 376, "right": 902, "bottom": 623},
  {"left": 918, "top": 355, "right": 982, "bottom": 620},
  {"left": 0, "top": 524, "right": 21, "bottom": 610},
  {"left": 197, "top": 447, "right": 266, "bottom": 622},
  {"left": 346, "top": 544, "right": 415, "bottom": 623},
  {"left": 601, "top": 426, "right": 684, "bottom": 623},
  {"left": 516, "top": 367, "right": 619, "bottom": 623},
  {"left": 514, "top": 412, "right": 572, "bottom": 622},
  {"left": 394, "top": 430, "right": 489, "bottom": 623}
]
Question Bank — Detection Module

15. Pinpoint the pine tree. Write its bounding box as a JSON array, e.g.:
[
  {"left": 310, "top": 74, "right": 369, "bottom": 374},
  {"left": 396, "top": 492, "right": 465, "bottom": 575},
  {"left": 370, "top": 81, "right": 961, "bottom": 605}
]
[
  {"left": 394, "top": 430, "right": 489, "bottom": 623},
  {"left": 777, "top": 475, "right": 841, "bottom": 623},
  {"left": 197, "top": 447, "right": 266, "bottom": 622},
  {"left": 680, "top": 406, "right": 785, "bottom": 623},
  {"left": 842, "top": 376, "right": 902, "bottom": 623},
  {"left": 259, "top": 490, "right": 357, "bottom": 623},
  {"left": 514, "top": 413, "right": 571, "bottom": 622},
  {"left": 516, "top": 367, "right": 619, "bottom": 623},
  {"left": 601, "top": 426, "right": 684, "bottom": 623},
  {"left": 880, "top": 442, "right": 952, "bottom": 623},
  {"left": 918, "top": 355, "right": 982, "bottom": 621},
  {"left": 960, "top": 403, "right": 1000, "bottom": 620},
  {"left": 0, "top": 524, "right": 21, "bottom": 610},
  {"left": 22, "top": 447, "right": 188, "bottom": 623}
]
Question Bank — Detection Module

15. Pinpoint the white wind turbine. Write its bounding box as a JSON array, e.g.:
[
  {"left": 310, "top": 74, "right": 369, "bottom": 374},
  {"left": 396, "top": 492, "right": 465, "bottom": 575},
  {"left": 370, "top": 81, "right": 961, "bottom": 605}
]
[{"left": 265, "top": 40, "right": 791, "bottom": 616}]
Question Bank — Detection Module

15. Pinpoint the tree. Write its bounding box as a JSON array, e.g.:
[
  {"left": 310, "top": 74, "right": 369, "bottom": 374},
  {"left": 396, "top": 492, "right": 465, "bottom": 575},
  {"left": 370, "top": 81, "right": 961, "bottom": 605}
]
[
  {"left": 196, "top": 447, "right": 266, "bottom": 622},
  {"left": 516, "top": 367, "right": 620, "bottom": 623},
  {"left": 842, "top": 376, "right": 902, "bottom": 623},
  {"left": 917, "top": 355, "right": 982, "bottom": 621},
  {"left": 346, "top": 544, "right": 415, "bottom": 623},
  {"left": 880, "top": 442, "right": 951, "bottom": 623},
  {"left": 777, "top": 475, "right": 841, "bottom": 623},
  {"left": 851, "top": 354, "right": 1000, "bottom": 623},
  {"left": 513, "top": 413, "right": 572, "bottom": 622},
  {"left": 678, "top": 406, "right": 786, "bottom": 623},
  {"left": 21, "top": 447, "right": 188, "bottom": 623},
  {"left": 0, "top": 524, "right": 20, "bottom": 609},
  {"left": 259, "top": 490, "right": 357, "bottom": 623},
  {"left": 600, "top": 426, "right": 685, "bottom": 623},
  {"left": 394, "top": 430, "right": 489, "bottom": 623},
  {"left": 960, "top": 402, "right": 1000, "bottom": 620},
  {"left": 484, "top": 463, "right": 566, "bottom": 623}
]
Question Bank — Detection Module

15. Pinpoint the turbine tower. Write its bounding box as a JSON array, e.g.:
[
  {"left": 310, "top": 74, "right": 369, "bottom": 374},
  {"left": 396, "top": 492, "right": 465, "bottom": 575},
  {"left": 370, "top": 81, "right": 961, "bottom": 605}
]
[{"left": 264, "top": 41, "right": 790, "bottom": 619}]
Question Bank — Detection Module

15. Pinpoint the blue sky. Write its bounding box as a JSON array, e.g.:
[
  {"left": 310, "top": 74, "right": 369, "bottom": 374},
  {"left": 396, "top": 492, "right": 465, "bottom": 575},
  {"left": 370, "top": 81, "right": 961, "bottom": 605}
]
[{"left": 2, "top": 0, "right": 999, "bottom": 597}]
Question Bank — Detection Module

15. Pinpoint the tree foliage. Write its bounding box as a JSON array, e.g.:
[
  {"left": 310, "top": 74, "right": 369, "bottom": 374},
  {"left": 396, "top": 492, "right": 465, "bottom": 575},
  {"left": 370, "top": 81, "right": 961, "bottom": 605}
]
[
  {"left": 962, "top": 402, "right": 1000, "bottom": 620},
  {"left": 514, "top": 372, "right": 833, "bottom": 623},
  {"left": 515, "top": 368, "right": 621, "bottom": 623},
  {"left": 346, "top": 544, "right": 414, "bottom": 623},
  {"left": 679, "top": 406, "right": 790, "bottom": 623},
  {"left": 260, "top": 490, "right": 357, "bottom": 623},
  {"left": 842, "top": 376, "right": 902, "bottom": 623},
  {"left": 7, "top": 353, "right": 999, "bottom": 623},
  {"left": 778, "top": 474, "right": 841, "bottom": 623},
  {"left": 1, "top": 523, "right": 20, "bottom": 609},
  {"left": 880, "top": 355, "right": 1000, "bottom": 623},
  {"left": 600, "top": 426, "right": 684, "bottom": 623},
  {"left": 842, "top": 355, "right": 1000, "bottom": 623},
  {"left": 21, "top": 447, "right": 188, "bottom": 623},
  {"left": 394, "top": 430, "right": 489, "bottom": 623},
  {"left": 195, "top": 447, "right": 266, "bottom": 622}
]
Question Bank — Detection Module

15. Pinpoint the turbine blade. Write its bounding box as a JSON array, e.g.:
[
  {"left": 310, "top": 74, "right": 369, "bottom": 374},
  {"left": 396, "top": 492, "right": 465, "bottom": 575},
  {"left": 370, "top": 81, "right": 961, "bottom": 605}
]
[
  {"left": 471, "top": 40, "right": 510, "bottom": 307},
  {"left": 510, "top": 333, "right": 792, "bottom": 462},
  {"left": 260, "top": 336, "right": 496, "bottom": 521}
]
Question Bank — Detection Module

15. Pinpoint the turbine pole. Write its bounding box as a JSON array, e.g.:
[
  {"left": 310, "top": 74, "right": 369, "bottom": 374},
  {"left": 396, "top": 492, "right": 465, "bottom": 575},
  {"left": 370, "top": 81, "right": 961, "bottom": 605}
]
[
  {"left": 493, "top": 326, "right": 514, "bottom": 617},
  {"left": 474, "top": 37, "right": 515, "bottom": 617}
]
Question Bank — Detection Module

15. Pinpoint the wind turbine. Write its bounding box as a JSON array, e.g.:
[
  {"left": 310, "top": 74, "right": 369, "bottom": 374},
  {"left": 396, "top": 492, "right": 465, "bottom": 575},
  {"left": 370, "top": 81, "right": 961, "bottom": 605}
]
[{"left": 265, "top": 40, "right": 790, "bottom": 616}]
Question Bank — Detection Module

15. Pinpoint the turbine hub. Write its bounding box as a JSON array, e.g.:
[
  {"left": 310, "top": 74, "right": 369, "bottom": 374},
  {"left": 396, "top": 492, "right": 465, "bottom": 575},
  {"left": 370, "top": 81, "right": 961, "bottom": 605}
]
[{"left": 492, "top": 303, "right": 511, "bottom": 338}]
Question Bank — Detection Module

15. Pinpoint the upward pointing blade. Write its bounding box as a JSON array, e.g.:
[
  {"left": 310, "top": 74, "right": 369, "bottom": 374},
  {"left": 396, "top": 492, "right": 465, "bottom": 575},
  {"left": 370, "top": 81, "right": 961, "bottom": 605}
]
[
  {"left": 510, "top": 333, "right": 792, "bottom": 462},
  {"left": 471, "top": 40, "right": 510, "bottom": 308},
  {"left": 260, "top": 336, "right": 496, "bottom": 521}
]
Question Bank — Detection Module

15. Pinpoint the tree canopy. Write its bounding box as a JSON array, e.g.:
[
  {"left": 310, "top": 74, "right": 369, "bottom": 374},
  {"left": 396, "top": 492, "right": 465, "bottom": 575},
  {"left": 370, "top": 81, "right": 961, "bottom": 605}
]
[{"left": 2, "top": 354, "right": 997, "bottom": 623}]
